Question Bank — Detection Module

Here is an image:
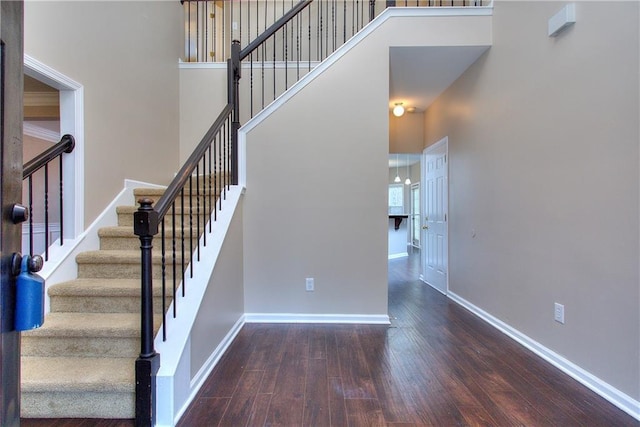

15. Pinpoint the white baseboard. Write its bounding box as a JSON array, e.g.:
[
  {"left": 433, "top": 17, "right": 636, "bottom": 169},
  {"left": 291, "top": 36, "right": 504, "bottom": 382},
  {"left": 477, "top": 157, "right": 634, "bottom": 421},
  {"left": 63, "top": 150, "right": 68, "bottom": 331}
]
[
  {"left": 448, "top": 291, "right": 640, "bottom": 421},
  {"left": 388, "top": 252, "right": 408, "bottom": 260},
  {"left": 170, "top": 315, "right": 246, "bottom": 425},
  {"left": 245, "top": 313, "right": 390, "bottom": 324}
]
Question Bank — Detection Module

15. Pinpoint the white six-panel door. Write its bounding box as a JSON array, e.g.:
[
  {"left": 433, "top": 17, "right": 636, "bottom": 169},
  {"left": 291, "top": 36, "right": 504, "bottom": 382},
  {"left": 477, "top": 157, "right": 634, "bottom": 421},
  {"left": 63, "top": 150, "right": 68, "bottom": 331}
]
[{"left": 421, "top": 137, "right": 448, "bottom": 294}]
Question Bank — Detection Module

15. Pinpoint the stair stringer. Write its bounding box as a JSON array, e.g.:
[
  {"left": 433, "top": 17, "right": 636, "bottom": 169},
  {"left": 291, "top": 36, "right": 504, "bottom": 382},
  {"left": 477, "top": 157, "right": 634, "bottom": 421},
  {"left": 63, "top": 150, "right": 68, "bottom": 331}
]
[{"left": 154, "top": 185, "right": 245, "bottom": 427}]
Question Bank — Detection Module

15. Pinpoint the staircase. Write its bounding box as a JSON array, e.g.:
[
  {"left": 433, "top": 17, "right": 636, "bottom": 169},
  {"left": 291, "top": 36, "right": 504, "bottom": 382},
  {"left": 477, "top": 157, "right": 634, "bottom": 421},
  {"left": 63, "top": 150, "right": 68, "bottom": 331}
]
[{"left": 20, "top": 185, "right": 205, "bottom": 419}]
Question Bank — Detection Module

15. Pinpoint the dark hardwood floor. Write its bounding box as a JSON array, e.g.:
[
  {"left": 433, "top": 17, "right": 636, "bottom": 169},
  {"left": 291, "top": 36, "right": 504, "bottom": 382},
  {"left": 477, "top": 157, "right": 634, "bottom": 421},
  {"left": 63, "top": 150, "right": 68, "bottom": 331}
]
[{"left": 23, "top": 250, "right": 638, "bottom": 426}]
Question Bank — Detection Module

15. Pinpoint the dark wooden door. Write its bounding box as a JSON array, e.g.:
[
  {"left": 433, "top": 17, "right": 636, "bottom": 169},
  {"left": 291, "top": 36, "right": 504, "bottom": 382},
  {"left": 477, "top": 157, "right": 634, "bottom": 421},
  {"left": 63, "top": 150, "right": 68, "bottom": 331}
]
[{"left": 0, "top": 1, "right": 24, "bottom": 425}]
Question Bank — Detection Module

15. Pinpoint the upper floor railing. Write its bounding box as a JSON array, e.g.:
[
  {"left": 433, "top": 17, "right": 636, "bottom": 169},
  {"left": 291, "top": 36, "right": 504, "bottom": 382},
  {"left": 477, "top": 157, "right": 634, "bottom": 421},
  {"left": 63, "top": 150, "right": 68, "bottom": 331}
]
[{"left": 182, "top": 0, "right": 488, "bottom": 63}]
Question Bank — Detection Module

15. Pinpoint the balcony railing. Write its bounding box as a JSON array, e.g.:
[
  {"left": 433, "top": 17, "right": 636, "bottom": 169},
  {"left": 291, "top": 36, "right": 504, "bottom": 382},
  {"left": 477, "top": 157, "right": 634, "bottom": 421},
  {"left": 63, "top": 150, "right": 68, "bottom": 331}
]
[{"left": 182, "top": 0, "right": 488, "bottom": 63}]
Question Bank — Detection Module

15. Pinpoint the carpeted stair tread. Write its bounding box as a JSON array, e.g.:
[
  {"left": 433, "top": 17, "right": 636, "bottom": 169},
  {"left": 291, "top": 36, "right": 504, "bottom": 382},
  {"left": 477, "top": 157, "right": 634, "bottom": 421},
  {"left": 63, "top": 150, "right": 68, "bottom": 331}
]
[
  {"left": 98, "top": 225, "right": 194, "bottom": 238},
  {"left": 23, "top": 312, "right": 141, "bottom": 337},
  {"left": 49, "top": 278, "right": 162, "bottom": 297},
  {"left": 76, "top": 250, "right": 160, "bottom": 265},
  {"left": 22, "top": 356, "right": 135, "bottom": 393}
]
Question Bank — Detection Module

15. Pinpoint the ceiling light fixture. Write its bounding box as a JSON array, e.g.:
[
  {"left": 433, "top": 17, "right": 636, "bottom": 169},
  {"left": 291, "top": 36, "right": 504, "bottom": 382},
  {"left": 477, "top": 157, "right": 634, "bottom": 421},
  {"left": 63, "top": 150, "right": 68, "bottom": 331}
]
[
  {"left": 405, "top": 155, "right": 411, "bottom": 185},
  {"left": 393, "top": 103, "right": 405, "bottom": 117},
  {"left": 394, "top": 154, "right": 401, "bottom": 183}
]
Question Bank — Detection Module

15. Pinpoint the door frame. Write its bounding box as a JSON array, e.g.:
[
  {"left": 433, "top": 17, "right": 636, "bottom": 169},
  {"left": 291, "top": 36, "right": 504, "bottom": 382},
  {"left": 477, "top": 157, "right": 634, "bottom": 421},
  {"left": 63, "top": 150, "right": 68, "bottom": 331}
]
[
  {"left": 24, "top": 55, "right": 84, "bottom": 239},
  {"left": 420, "top": 136, "right": 449, "bottom": 294}
]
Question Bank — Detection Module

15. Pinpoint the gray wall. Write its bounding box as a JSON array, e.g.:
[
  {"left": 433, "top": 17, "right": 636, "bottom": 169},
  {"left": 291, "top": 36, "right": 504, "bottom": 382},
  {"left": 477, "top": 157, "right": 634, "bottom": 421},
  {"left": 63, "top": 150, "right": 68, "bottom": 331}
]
[
  {"left": 242, "top": 13, "right": 491, "bottom": 316},
  {"left": 191, "top": 198, "right": 245, "bottom": 375},
  {"left": 25, "top": 1, "right": 182, "bottom": 224},
  {"left": 424, "top": 1, "right": 639, "bottom": 399}
]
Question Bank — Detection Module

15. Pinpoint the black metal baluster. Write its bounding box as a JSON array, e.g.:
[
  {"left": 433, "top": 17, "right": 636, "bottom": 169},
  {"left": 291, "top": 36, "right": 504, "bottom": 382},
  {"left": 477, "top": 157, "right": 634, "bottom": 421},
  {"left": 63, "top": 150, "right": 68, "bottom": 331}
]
[
  {"left": 172, "top": 202, "right": 177, "bottom": 318},
  {"left": 204, "top": 1, "right": 208, "bottom": 61},
  {"left": 213, "top": 1, "right": 217, "bottom": 61},
  {"left": 188, "top": 1, "right": 192, "bottom": 61},
  {"left": 161, "top": 221, "right": 166, "bottom": 341},
  {"left": 296, "top": 11, "right": 300, "bottom": 80},
  {"left": 44, "top": 164, "right": 49, "bottom": 260},
  {"left": 189, "top": 175, "right": 193, "bottom": 278},
  {"left": 351, "top": 0, "right": 355, "bottom": 39},
  {"left": 222, "top": 0, "right": 225, "bottom": 59},
  {"left": 221, "top": 116, "right": 226, "bottom": 200},
  {"left": 28, "top": 176, "right": 33, "bottom": 257},
  {"left": 196, "top": 165, "right": 200, "bottom": 261},
  {"left": 180, "top": 189, "right": 185, "bottom": 297},
  {"left": 59, "top": 154, "right": 64, "bottom": 246},
  {"left": 261, "top": 44, "right": 265, "bottom": 109},
  {"left": 332, "top": 0, "right": 336, "bottom": 53},
  {"left": 213, "top": 125, "right": 218, "bottom": 221},
  {"left": 285, "top": 21, "right": 288, "bottom": 90},
  {"left": 202, "top": 154, "right": 207, "bottom": 247},
  {"left": 343, "top": 0, "right": 347, "bottom": 43},
  {"left": 319, "top": 0, "right": 323, "bottom": 60},
  {"left": 308, "top": 4, "right": 312, "bottom": 69},
  {"left": 196, "top": 2, "right": 200, "bottom": 61},
  {"left": 272, "top": 28, "right": 276, "bottom": 102},
  {"left": 208, "top": 143, "right": 212, "bottom": 232}
]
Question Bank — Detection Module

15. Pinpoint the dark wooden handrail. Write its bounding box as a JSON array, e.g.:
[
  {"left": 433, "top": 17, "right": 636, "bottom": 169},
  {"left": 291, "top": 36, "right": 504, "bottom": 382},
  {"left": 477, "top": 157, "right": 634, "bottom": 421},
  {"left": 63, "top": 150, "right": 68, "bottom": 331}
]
[
  {"left": 23, "top": 134, "right": 75, "bottom": 179},
  {"left": 153, "top": 103, "right": 233, "bottom": 218},
  {"left": 239, "top": 0, "right": 314, "bottom": 60}
]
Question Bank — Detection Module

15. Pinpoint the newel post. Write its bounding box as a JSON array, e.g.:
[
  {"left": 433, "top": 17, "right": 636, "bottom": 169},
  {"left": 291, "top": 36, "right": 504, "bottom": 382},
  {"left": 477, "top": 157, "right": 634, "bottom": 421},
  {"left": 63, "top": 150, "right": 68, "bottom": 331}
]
[
  {"left": 229, "top": 39, "right": 241, "bottom": 185},
  {"left": 133, "top": 198, "right": 161, "bottom": 427}
]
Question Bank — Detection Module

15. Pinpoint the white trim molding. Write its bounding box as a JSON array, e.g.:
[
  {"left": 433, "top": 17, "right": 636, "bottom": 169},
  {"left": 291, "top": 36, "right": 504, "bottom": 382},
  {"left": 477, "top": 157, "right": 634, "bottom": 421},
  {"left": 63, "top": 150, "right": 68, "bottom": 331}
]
[
  {"left": 448, "top": 291, "right": 640, "bottom": 421},
  {"left": 245, "top": 313, "right": 391, "bottom": 324},
  {"left": 23, "top": 122, "right": 60, "bottom": 142},
  {"left": 24, "top": 54, "right": 85, "bottom": 239}
]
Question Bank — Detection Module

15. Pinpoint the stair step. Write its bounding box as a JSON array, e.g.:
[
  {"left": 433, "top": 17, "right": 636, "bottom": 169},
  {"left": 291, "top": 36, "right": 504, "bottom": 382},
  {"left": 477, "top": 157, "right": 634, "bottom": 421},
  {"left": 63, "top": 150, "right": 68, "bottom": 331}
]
[
  {"left": 49, "top": 278, "right": 167, "bottom": 313},
  {"left": 21, "top": 356, "right": 135, "bottom": 418},
  {"left": 21, "top": 312, "right": 144, "bottom": 358},
  {"left": 116, "top": 205, "right": 211, "bottom": 227},
  {"left": 98, "top": 225, "right": 199, "bottom": 251},
  {"left": 76, "top": 250, "right": 184, "bottom": 279},
  {"left": 133, "top": 187, "right": 226, "bottom": 205}
]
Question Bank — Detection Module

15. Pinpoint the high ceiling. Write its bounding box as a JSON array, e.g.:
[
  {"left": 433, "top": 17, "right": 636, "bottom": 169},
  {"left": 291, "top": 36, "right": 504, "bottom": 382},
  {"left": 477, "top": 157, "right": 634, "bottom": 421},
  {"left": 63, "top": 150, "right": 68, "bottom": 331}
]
[{"left": 389, "top": 45, "right": 490, "bottom": 112}]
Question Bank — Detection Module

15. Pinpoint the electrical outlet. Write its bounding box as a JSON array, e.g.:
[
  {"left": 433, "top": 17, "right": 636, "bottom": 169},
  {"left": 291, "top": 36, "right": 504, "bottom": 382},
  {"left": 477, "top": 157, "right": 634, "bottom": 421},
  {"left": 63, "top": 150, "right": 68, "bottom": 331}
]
[
  {"left": 305, "top": 277, "right": 314, "bottom": 292},
  {"left": 554, "top": 303, "right": 565, "bottom": 324}
]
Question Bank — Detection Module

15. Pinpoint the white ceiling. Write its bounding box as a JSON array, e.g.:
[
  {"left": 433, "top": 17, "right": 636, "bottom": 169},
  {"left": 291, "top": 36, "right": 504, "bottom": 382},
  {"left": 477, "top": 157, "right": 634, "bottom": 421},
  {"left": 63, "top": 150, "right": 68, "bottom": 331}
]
[{"left": 389, "top": 45, "right": 490, "bottom": 112}]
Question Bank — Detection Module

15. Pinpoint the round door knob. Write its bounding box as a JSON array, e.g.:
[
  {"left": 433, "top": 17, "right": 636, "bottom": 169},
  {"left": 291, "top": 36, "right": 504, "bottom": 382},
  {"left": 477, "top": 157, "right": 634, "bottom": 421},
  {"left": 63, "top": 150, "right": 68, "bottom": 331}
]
[
  {"left": 422, "top": 225, "right": 429, "bottom": 230},
  {"left": 11, "top": 204, "right": 29, "bottom": 224}
]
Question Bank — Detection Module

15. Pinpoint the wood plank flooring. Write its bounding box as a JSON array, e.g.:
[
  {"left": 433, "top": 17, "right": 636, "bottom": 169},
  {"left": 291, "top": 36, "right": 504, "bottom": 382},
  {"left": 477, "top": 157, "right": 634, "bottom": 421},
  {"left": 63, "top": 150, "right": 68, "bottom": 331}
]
[{"left": 23, "top": 250, "right": 638, "bottom": 426}]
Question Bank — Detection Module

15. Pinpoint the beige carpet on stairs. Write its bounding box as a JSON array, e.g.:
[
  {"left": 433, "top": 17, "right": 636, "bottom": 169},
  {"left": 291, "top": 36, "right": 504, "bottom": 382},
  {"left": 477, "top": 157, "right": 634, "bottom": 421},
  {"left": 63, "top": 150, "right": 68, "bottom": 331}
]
[{"left": 20, "top": 185, "right": 212, "bottom": 419}]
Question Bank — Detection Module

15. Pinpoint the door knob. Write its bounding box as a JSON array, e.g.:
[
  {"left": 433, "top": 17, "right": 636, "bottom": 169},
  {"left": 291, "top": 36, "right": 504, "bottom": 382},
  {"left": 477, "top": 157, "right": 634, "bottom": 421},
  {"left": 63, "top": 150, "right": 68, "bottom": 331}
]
[
  {"left": 11, "top": 204, "right": 28, "bottom": 224},
  {"left": 422, "top": 225, "right": 429, "bottom": 230}
]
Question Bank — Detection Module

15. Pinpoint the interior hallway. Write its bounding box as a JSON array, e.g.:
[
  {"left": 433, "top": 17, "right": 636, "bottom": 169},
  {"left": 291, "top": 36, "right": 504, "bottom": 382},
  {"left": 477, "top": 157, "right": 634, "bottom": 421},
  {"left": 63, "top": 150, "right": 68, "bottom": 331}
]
[{"left": 22, "top": 250, "right": 638, "bottom": 426}]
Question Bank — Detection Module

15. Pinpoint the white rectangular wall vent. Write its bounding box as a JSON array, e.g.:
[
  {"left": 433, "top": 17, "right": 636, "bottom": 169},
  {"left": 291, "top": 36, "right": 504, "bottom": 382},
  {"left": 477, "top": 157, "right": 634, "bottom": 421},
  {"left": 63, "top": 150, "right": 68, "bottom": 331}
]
[{"left": 548, "top": 3, "right": 576, "bottom": 37}]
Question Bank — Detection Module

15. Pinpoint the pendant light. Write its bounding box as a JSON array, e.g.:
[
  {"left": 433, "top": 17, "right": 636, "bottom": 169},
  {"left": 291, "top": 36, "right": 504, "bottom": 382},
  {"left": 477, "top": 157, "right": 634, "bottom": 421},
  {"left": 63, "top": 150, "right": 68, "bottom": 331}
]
[
  {"left": 405, "top": 155, "right": 411, "bottom": 185},
  {"left": 394, "top": 154, "right": 401, "bottom": 183}
]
